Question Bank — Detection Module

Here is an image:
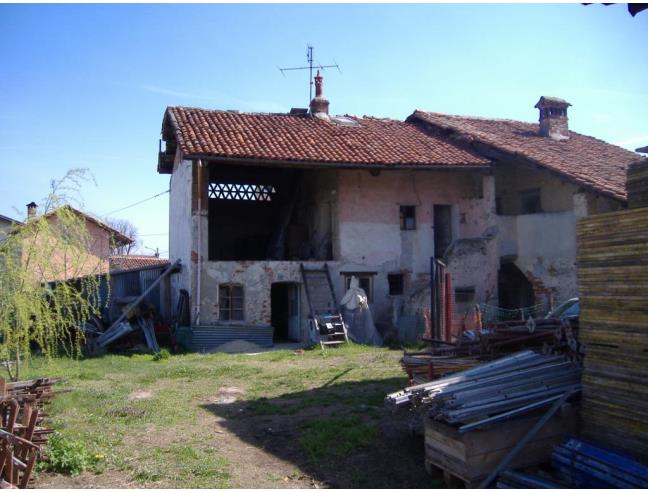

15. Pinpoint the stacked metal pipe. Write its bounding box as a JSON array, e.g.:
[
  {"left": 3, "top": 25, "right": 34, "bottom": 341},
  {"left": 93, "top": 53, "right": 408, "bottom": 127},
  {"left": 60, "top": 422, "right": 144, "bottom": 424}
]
[{"left": 385, "top": 350, "right": 581, "bottom": 432}]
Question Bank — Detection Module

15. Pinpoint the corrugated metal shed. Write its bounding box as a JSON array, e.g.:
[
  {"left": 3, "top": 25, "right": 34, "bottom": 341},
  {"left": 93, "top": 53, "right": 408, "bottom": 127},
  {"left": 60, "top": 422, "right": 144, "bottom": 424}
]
[
  {"left": 175, "top": 325, "right": 273, "bottom": 352},
  {"left": 106, "top": 264, "right": 171, "bottom": 323}
]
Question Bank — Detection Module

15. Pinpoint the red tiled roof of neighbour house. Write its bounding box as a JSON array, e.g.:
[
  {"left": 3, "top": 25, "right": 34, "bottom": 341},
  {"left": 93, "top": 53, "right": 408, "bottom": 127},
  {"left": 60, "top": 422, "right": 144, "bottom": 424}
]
[
  {"left": 410, "top": 111, "right": 647, "bottom": 202},
  {"left": 109, "top": 255, "right": 170, "bottom": 273},
  {"left": 161, "top": 106, "right": 491, "bottom": 168}
]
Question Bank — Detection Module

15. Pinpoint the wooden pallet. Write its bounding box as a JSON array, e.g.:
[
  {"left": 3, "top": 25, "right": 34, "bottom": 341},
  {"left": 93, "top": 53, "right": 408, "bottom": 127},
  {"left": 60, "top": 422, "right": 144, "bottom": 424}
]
[{"left": 423, "top": 405, "right": 578, "bottom": 487}]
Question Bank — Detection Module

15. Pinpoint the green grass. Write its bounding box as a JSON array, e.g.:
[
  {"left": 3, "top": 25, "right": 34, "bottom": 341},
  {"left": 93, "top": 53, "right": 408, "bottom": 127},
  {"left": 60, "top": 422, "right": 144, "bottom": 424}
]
[
  {"left": 20, "top": 343, "right": 408, "bottom": 488},
  {"left": 298, "top": 415, "right": 378, "bottom": 461}
]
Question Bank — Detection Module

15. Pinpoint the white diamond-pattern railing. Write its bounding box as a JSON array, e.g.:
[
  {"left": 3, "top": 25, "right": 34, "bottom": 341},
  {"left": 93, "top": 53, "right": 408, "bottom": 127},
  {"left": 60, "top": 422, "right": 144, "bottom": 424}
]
[{"left": 208, "top": 182, "right": 276, "bottom": 201}]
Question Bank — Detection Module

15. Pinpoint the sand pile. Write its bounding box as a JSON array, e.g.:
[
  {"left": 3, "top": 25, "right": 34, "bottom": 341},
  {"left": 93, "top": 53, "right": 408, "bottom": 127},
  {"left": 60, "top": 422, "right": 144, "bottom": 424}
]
[{"left": 211, "top": 339, "right": 265, "bottom": 354}]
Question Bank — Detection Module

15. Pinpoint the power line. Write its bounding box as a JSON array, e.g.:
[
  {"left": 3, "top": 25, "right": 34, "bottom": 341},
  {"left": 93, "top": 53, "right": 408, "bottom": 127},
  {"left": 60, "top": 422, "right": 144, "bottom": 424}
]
[
  {"left": 102, "top": 189, "right": 169, "bottom": 217},
  {"left": 138, "top": 232, "right": 169, "bottom": 237}
]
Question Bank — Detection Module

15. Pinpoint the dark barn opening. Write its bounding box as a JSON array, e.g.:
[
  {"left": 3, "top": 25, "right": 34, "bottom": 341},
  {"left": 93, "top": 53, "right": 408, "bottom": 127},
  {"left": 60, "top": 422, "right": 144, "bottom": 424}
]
[
  {"left": 207, "top": 163, "right": 333, "bottom": 262},
  {"left": 498, "top": 262, "right": 535, "bottom": 310},
  {"left": 208, "top": 165, "right": 300, "bottom": 261}
]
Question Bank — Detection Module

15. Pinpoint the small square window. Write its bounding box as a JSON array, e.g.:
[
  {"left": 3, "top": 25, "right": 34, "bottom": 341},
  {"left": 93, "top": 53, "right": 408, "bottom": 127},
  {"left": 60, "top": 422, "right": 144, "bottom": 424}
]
[
  {"left": 400, "top": 206, "right": 416, "bottom": 230},
  {"left": 388, "top": 274, "right": 404, "bottom": 296},
  {"left": 455, "top": 287, "right": 475, "bottom": 304},
  {"left": 519, "top": 189, "right": 542, "bottom": 214},
  {"left": 219, "top": 284, "right": 244, "bottom": 321}
]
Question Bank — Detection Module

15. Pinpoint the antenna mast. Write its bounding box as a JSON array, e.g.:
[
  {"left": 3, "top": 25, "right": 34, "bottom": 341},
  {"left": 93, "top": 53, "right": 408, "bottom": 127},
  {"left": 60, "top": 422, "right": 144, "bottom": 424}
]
[{"left": 278, "top": 45, "right": 341, "bottom": 105}]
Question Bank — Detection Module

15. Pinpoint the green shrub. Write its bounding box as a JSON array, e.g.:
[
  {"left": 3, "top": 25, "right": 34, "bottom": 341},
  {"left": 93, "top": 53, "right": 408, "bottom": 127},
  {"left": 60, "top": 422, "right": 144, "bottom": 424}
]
[
  {"left": 152, "top": 349, "right": 171, "bottom": 361},
  {"left": 42, "top": 432, "right": 92, "bottom": 476}
]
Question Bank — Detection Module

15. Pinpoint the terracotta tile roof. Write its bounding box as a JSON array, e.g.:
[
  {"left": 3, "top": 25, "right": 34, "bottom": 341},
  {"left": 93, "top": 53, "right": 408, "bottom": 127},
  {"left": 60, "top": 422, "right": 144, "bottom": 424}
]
[
  {"left": 109, "top": 255, "right": 169, "bottom": 273},
  {"left": 410, "top": 111, "right": 647, "bottom": 201},
  {"left": 163, "top": 106, "right": 490, "bottom": 168}
]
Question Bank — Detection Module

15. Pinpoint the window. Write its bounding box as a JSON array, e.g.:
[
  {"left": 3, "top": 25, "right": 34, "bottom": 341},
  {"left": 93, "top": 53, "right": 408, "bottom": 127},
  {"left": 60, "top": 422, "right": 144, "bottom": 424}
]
[
  {"left": 519, "top": 188, "right": 542, "bottom": 214},
  {"left": 454, "top": 287, "right": 476, "bottom": 304},
  {"left": 388, "top": 273, "right": 404, "bottom": 296},
  {"left": 219, "top": 284, "right": 244, "bottom": 321},
  {"left": 400, "top": 206, "right": 416, "bottom": 230},
  {"left": 342, "top": 273, "right": 374, "bottom": 303},
  {"left": 208, "top": 182, "right": 276, "bottom": 201}
]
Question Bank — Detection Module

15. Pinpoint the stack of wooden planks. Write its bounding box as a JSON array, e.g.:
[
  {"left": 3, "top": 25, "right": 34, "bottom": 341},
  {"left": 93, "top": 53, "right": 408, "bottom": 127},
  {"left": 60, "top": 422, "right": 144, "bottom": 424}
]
[
  {"left": 627, "top": 159, "right": 648, "bottom": 209},
  {"left": 576, "top": 205, "right": 648, "bottom": 464}
]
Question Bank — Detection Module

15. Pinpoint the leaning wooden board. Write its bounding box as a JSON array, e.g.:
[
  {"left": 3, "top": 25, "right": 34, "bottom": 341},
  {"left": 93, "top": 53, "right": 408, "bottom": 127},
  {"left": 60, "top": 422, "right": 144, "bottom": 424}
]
[
  {"left": 576, "top": 204, "right": 648, "bottom": 465},
  {"left": 423, "top": 405, "right": 578, "bottom": 487}
]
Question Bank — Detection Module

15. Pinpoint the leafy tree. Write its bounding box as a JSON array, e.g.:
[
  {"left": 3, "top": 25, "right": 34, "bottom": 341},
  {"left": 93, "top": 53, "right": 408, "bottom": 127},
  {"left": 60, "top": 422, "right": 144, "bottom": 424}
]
[{"left": 0, "top": 169, "right": 105, "bottom": 380}]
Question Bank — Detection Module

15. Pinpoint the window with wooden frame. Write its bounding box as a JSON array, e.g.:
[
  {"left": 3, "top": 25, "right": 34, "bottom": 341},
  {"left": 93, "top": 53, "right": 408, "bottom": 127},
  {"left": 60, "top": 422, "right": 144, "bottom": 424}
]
[
  {"left": 400, "top": 205, "right": 416, "bottom": 230},
  {"left": 219, "top": 284, "right": 244, "bottom": 321},
  {"left": 342, "top": 273, "right": 375, "bottom": 303}
]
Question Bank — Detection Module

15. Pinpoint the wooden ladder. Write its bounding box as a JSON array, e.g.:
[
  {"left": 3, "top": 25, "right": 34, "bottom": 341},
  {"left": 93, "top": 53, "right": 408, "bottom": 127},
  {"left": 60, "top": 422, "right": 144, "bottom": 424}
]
[{"left": 300, "top": 263, "right": 349, "bottom": 348}]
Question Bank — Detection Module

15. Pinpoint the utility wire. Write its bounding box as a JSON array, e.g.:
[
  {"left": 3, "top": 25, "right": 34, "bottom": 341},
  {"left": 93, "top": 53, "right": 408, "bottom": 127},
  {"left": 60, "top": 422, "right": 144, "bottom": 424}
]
[{"left": 102, "top": 189, "right": 169, "bottom": 217}]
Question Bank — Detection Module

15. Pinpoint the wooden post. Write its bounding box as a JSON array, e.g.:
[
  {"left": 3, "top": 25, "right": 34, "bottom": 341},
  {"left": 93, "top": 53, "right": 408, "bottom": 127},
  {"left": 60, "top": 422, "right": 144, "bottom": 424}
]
[{"left": 444, "top": 272, "right": 452, "bottom": 342}]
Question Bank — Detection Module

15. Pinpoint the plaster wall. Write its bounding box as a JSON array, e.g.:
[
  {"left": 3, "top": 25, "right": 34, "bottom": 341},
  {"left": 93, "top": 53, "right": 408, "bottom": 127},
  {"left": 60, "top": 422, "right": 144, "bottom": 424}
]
[
  {"left": 336, "top": 169, "right": 498, "bottom": 324},
  {"left": 495, "top": 162, "right": 579, "bottom": 214},
  {"left": 168, "top": 156, "right": 194, "bottom": 318},
  {"left": 497, "top": 210, "right": 578, "bottom": 305},
  {"left": 199, "top": 260, "right": 344, "bottom": 343},
  {"left": 495, "top": 162, "right": 623, "bottom": 307}
]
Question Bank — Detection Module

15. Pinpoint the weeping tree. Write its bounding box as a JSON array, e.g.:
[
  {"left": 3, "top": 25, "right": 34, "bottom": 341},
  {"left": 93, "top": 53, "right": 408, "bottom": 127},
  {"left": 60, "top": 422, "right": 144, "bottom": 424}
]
[{"left": 0, "top": 169, "right": 106, "bottom": 380}]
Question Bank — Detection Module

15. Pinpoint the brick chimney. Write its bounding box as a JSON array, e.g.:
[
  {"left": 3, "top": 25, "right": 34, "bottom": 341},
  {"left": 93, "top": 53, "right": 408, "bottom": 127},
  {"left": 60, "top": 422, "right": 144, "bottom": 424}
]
[
  {"left": 535, "top": 96, "right": 571, "bottom": 141},
  {"left": 309, "top": 70, "right": 330, "bottom": 120},
  {"left": 26, "top": 201, "right": 38, "bottom": 221}
]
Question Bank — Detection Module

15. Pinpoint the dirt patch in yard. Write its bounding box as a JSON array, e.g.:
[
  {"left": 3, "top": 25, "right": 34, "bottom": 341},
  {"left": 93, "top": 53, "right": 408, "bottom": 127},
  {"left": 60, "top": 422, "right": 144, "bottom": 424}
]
[
  {"left": 30, "top": 346, "right": 441, "bottom": 488},
  {"left": 128, "top": 390, "right": 154, "bottom": 400},
  {"left": 200, "top": 380, "right": 436, "bottom": 488}
]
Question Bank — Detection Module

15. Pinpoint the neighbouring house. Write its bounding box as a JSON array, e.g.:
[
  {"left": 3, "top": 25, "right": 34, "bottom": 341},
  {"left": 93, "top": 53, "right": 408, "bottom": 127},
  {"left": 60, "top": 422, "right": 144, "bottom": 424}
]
[
  {"left": 409, "top": 97, "right": 643, "bottom": 312},
  {"left": 17, "top": 202, "right": 133, "bottom": 282},
  {"left": 0, "top": 213, "right": 21, "bottom": 245},
  {"left": 157, "top": 74, "right": 646, "bottom": 347}
]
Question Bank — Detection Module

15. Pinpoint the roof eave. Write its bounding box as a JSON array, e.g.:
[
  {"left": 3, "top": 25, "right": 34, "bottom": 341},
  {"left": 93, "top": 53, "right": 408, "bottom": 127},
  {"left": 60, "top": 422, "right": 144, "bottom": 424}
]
[{"left": 181, "top": 153, "right": 493, "bottom": 172}]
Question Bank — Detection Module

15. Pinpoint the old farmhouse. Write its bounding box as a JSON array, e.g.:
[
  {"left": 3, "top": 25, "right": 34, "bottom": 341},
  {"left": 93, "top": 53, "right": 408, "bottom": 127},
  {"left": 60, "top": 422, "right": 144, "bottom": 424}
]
[{"left": 158, "top": 74, "right": 642, "bottom": 349}]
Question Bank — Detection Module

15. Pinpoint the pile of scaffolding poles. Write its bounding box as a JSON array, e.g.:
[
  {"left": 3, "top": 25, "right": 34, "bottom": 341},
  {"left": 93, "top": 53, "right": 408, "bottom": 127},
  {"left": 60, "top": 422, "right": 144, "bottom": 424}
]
[{"left": 385, "top": 350, "right": 582, "bottom": 432}]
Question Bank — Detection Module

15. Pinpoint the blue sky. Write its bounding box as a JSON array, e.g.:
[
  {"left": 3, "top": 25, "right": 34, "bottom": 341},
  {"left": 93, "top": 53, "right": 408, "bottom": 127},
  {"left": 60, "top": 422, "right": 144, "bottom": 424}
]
[{"left": 1, "top": 3, "right": 646, "bottom": 256}]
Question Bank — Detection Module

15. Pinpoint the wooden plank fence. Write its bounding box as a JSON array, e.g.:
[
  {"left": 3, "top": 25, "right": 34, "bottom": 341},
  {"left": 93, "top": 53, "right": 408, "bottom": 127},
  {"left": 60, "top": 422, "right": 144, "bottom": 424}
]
[
  {"left": 576, "top": 205, "right": 648, "bottom": 464},
  {"left": 627, "top": 160, "right": 648, "bottom": 210}
]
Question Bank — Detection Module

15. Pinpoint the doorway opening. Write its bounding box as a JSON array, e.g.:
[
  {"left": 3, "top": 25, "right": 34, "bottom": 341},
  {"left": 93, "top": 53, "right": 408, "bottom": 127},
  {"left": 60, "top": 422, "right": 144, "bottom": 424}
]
[
  {"left": 271, "top": 282, "right": 301, "bottom": 342},
  {"left": 498, "top": 262, "right": 535, "bottom": 310},
  {"left": 434, "top": 205, "right": 453, "bottom": 258}
]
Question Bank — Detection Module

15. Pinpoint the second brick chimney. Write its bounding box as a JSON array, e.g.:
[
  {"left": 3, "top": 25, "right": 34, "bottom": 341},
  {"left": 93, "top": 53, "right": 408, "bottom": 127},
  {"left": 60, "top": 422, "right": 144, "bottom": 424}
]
[
  {"left": 535, "top": 96, "right": 571, "bottom": 141},
  {"left": 26, "top": 201, "right": 38, "bottom": 221},
  {"left": 309, "top": 70, "right": 330, "bottom": 120}
]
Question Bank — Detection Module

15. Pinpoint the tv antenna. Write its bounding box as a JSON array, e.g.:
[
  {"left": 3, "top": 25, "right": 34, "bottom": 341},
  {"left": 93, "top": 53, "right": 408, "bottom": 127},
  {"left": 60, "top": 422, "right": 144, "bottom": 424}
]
[{"left": 278, "top": 45, "right": 341, "bottom": 104}]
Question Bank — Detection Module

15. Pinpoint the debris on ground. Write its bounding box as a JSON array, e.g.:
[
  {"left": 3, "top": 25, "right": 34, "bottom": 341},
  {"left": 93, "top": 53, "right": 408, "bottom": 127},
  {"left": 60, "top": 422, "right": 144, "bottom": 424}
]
[{"left": 0, "top": 376, "right": 59, "bottom": 488}]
